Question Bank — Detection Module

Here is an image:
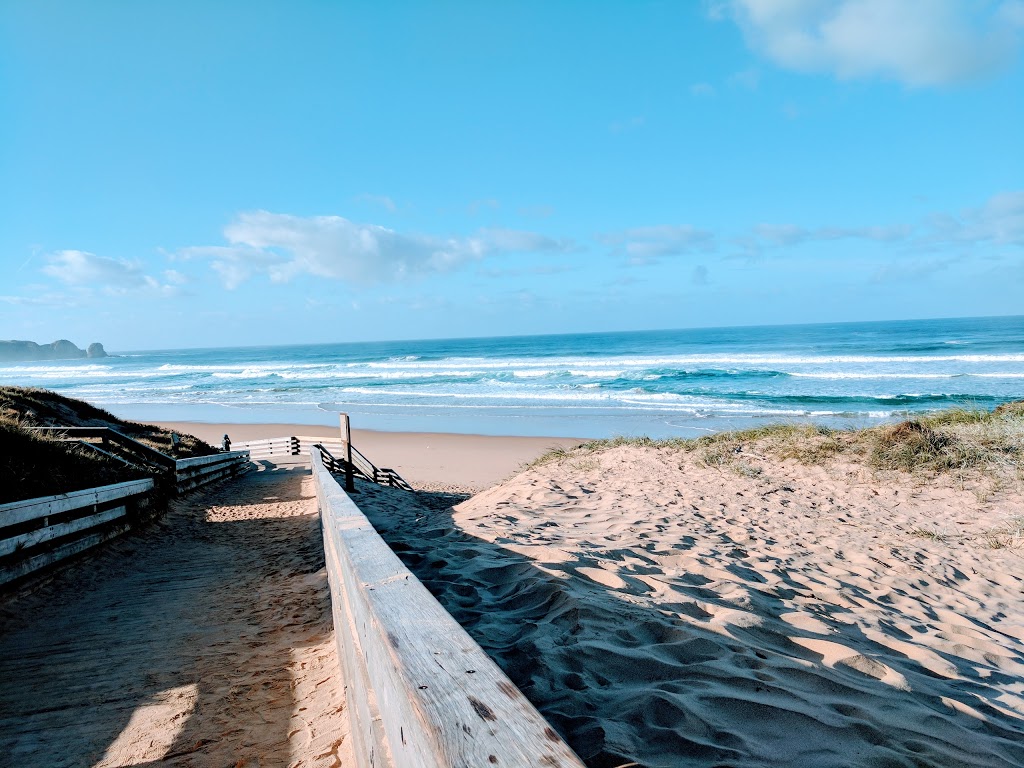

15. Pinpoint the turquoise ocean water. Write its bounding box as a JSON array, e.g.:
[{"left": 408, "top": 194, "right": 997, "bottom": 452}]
[{"left": 2, "top": 316, "right": 1022, "bottom": 438}]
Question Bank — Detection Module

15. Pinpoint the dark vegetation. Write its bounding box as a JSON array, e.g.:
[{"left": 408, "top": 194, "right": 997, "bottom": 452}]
[{"left": 0, "top": 387, "right": 216, "bottom": 504}]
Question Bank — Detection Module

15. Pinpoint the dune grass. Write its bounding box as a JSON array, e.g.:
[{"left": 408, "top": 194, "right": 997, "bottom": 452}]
[
  {"left": 0, "top": 420, "right": 150, "bottom": 504},
  {"left": 0, "top": 386, "right": 218, "bottom": 504},
  {"left": 0, "top": 386, "right": 216, "bottom": 458},
  {"left": 528, "top": 402, "right": 1024, "bottom": 481}
]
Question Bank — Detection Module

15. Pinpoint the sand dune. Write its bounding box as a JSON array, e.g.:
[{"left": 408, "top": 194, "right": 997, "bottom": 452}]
[{"left": 356, "top": 443, "right": 1024, "bottom": 767}]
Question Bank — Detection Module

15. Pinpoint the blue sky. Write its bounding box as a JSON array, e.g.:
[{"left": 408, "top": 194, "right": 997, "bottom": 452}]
[{"left": 2, "top": 1, "right": 1022, "bottom": 351}]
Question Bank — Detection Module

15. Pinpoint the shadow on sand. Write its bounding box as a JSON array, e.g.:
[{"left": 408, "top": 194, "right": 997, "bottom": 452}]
[
  {"left": 354, "top": 480, "right": 1024, "bottom": 768},
  {"left": 0, "top": 467, "right": 339, "bottom": 768}
]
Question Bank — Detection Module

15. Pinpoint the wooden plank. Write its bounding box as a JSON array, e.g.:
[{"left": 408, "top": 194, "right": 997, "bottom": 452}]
[
  {"left": 175, "top": 461, "right": 249, "bottom": 495},
  {"left": 233, "top": 437, "right": 287, "bottom": 449},
  {"left": 312, "top": 450, "right": 585, "bottom": 768},
  {"left": 33, "top": 428, "right": 177, "bottom": 469},
  {"left": 174, "top": 450, "right": 249, "bottom": 470},
  {"left": 0, "top": 479, "right": 154, "bottom": 529},
  {"left": 0, "top": 521, "right": 133, "bottom": 586},
  {"left": 321, "top": 498, "right": 394, "bottom": 766},
  {"left": 0, "top": 506, "right": 127, "bottom": 558}
]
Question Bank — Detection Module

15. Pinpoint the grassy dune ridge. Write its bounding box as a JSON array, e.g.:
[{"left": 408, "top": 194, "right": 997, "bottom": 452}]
[
  {"left": 0, "top": 387, "right": 216, "bottom": 504},
  {"left": 533, "top": 402, "right": 1024, "bottom": 476}
]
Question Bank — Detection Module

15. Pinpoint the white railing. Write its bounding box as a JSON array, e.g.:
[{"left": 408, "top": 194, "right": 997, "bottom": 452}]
[
  {"left": 233, "top": 435, "right": 346, "bottom": 461},
  {"left": 311, "top": 448, "right": 585, "bottom": 767},
  {"left": 0, "top": 479, "right": 155, "bottom": 586}
]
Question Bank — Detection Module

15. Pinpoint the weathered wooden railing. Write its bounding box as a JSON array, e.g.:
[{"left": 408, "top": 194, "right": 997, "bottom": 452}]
[
  {"left": 173, "top": 451, "right": 251, "bottom": 495},
  {"left": 236, "top": 435, "right": 412, "bottom": 490},
  {"left": 30, "top": 427, "right": 251, "bottom": 495},
  {"left": 317, "top": 444, "right": 412, "bottom": 491},
  {"left": 31, "top": 427, "right": 177, "bottom": 471},
  {"left": 0, "top": 479, "right": 155, "bottom": 586},
  {"left": 311, "top": 448, "right": 585, "bottom": 767}
]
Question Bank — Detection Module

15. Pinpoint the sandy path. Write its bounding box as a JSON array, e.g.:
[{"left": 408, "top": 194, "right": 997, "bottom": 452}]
[
  {"left": 356, "top": 446, "right": 1024, "bottom": 768},
  {"left": 0, "top": 467, "right": 353, "bottom": 768}
]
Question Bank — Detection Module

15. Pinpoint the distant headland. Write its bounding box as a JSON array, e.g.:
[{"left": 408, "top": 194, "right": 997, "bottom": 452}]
[{"left": 0, "top": 339, "right": 108, "bottom": 362}]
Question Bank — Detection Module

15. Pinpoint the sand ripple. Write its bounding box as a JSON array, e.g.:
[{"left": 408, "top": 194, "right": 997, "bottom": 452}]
[{"left": 359, "top": 446, "right": 1024, "bottom": 768}]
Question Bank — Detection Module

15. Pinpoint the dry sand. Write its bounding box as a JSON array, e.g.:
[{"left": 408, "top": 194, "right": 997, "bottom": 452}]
[
  {"left": 0, "top": 467, "right": 354, "bottom": 767},
  {"left": 354, "top": 443, "right": 1024, "bottom": 768},
  {"left": 154, "top": 421, "right": 580, "bottom": 490}
]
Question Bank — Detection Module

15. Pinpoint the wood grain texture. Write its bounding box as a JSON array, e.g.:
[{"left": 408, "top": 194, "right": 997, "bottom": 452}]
[
  {"left": 173, "top": 450, "right": 249, "bottom": 470},
  {"left": 0, "top": 505, "right": 127, "bottom": 558},
  {"left": 312, "top": 449, "right": 585, "bottom": 768},
  {"left": 0, "top": 479, "right": 154, "bottom": 528}
]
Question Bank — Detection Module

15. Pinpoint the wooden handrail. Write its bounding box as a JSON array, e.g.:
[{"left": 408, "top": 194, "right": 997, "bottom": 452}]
[
  {"left": 311, "top": 449, "right": 585, "bottom": 766},
  {"left": 313, "top": 444, "right": 412, "bottom": 491},
  {"left": 30, "top": 427, "right": 177, "bottom": 469}
]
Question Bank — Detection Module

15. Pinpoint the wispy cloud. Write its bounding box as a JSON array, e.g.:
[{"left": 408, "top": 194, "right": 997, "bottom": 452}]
[
  {"left": 467, "top": 198, "right": 500, "bottom": 216},
  {"left": 732, "top": 190, "right": 1024, "bottom": 258},
  {"left": 517, "top": 204, "right": 555, "bottom": 219},
  {"left": 354, "top": 193, "right": 397, "bottom": 213},
  {"left": 41, "top": 250, "right": 182, "bottom": 296},
  {"left": 183, "top": 211, "right": 577, "bottom": 289},
  {"left": 728, "top": 67, "right": 761, "bottom": 89},
  {"left": 712, "top": 0, "right": 1024, "bottom": 86},
  {"left": 599, "top": 225, "right": 716, "bottom": 264},
  {"left": 927, "top": 190, "right": 1024, "bottom": 246},
  {"left": 609, "top": 116, "right": 646, "bottom": 134}
]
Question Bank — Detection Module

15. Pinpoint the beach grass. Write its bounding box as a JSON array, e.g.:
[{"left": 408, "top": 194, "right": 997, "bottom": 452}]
[
  {"left": 0, "top": 420, "right": 150, "bottom": 504},
  {"left": 528, "top": 402, "right": 1024, "bottom": 481},
  {"left": 0, "top": 386, "right": 217, "bottom": 504}
]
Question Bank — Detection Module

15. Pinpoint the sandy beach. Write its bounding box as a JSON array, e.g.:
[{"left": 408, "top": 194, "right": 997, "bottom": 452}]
[
  {"left": 153, "top": 421, "right": 582, "bottom": 490},
  {"left": 351, "top": 426, "right": 1024, "bottom": 767},
  {"left": 8, "top": 408, "right": 1020, "bottom": 766}
]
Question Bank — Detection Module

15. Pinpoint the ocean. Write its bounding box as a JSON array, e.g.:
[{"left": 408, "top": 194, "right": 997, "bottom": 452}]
[{"left": 2, "top": 316, "right": 1022, "bottom": 438}]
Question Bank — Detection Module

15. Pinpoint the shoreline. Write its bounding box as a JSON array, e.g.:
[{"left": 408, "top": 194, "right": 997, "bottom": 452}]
[{"left": 153, "top": 421, "right": 582, "bottom": 490}]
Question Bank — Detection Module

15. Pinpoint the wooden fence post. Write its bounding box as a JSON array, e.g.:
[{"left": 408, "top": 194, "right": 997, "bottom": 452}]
[{"left": 340, "top": 413, "right": 355, "bottom": 493}]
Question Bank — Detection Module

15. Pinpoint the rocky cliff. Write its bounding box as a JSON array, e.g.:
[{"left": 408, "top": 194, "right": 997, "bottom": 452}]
[{"left": 0, "top": 340, "right": 108, "bottom": 362}]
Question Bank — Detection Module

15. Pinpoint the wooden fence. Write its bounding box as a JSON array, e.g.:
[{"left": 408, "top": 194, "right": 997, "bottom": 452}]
[
  {"left": 236, "top": 435, "right": 411, "bottom": 490},
  {"left": 173, "top": 451, "right": 251, "bottom": 495},
  {"left": 233, "top": 435, "right": 343, "bottom": 460},
  {"left": 0, "top": 479, "right": 155, "bottom": 586},
  {"left": 311, "top": 447, "right": 585, "bottom": 767},
  {"left": 30, "top": 427, "right": 251, "bottom": 496}
]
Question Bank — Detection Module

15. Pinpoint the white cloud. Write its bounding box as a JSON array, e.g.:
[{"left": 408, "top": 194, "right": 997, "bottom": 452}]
[
  {"left": 714, "top": 0, "right": 1024, "bottom": 85},
  {"left": 752, "top": 222, "right": 911, "bottom": 245},
  {"left": 917, "top": 192, "right": 1024, "bottom": 250},
  {"left": 735, "top": 190, "right": 1024, "bottom": 257},
  {"left": 184, "top": 211, "right": 577, "bottom": 288},
  {"left": 954, "top": 190, "right": 1024, "bottom": 245},
  {"left": 690, "top": 82, "right": 717, "bottom": 96},
  {"left": 43, "top": 250, "right": 147, "bottom": 286},
  {"left": 40, "top": 250, "right": 183, "bottom": 296},
  {"left": 599, "top": 225, "right": 716, "bottom": 263}
]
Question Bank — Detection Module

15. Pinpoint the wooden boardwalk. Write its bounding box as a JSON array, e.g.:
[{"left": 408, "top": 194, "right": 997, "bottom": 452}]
[{"left": 0, "top": 467, "right": 353, "bottom": 768}]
